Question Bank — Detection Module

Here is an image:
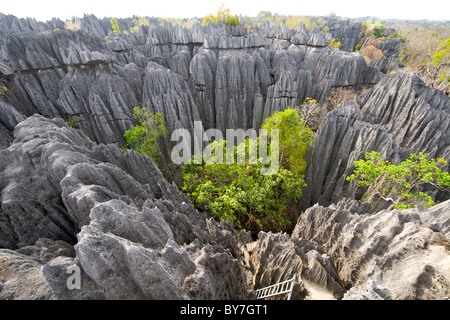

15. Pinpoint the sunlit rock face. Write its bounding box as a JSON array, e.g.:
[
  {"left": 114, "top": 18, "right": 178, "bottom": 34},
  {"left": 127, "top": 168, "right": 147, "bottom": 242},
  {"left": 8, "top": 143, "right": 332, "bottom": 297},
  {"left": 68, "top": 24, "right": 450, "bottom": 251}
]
[
  {"left": 1, "top": 14, "right": 449, "bottom": 301},
  {"left": 300, "top": 72, "right": 450, "bottom": 212},
  {"left": 0, "top": 115, "right": 251, "bottom": 299}
]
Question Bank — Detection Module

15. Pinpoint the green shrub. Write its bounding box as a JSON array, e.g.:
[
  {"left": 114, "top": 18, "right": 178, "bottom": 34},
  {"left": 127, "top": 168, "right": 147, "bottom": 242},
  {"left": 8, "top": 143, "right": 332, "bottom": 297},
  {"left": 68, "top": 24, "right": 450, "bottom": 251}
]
[
  {"left": 373, "top": 23, "right": 386, "bottom": 38},
  {"left": 327, "top": 38, "right": 342, "bottom": 50},
  {"left": 347, "top": 151, "right": 450, "bottom": 210},
  {"left": 182, "top": 108, "right": 314, "bottom": 232},
  {"left": 64, "top": 116, "right": 78, "bottom": 128},
  {"left": 201, "top": 4, "right": 240, "bottom": 28},
  {"left": 124, "top": 106, "right": 168, "bottom": 166},
  {"left": 261, "top": 108, "right": 314, "bottom": 176},
  {"left": 224, "top": 15, "right": 240, "bottom": 28}
]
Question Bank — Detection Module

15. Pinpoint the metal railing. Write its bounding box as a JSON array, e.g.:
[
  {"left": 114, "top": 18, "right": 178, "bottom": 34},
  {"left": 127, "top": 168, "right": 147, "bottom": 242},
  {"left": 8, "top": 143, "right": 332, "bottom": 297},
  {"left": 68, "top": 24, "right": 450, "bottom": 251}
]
[{"left": 254, "top": 273, "right": 297, "bottom": 300}]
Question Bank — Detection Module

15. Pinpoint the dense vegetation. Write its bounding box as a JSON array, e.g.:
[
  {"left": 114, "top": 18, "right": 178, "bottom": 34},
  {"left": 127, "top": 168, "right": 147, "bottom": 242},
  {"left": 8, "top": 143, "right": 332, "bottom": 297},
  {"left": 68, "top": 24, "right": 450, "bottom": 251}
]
[
  {"left": 347, "top": 151, "right": 450, "bottom": 210},
  {"left": 123, "top": 106, "right": 168, "bottom": 166},
  {"left": 395, "top": 21, "right": 450, "bottom": 93},
  {"left": 182, "top": 108, "right": 314, "bottom": 232}
]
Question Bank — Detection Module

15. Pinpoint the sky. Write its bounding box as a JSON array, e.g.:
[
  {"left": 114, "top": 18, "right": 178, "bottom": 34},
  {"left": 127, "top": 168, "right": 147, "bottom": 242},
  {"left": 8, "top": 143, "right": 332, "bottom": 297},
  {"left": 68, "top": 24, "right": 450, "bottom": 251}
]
[{"left": 1, "top": 0, "right": 449, "bottom": 22}]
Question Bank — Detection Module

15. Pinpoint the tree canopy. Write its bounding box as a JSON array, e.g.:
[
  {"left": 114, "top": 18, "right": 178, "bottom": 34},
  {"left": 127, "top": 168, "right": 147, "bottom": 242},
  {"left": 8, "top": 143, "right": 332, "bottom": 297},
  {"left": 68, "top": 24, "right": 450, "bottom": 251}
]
[
  {"left": 182, "top": 108, "right": 314, "bottom": 232},
  {"left": 123, "top": 106, "right": 168, "bottom": 166},
  {"left": 347, "top": 151, "right": 450, "bottom": 210},
  {"left": 202, "top": 4, "right": 240, "bottom": 28}
]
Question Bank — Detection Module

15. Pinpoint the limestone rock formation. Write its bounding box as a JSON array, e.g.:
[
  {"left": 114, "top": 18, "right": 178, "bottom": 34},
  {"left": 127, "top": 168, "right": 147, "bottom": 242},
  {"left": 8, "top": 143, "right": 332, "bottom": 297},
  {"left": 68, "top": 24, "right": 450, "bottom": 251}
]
[
  {"left": 0, "top": 13, "right": 447, "bottom": 301},
  {"left": 300, "top": 72, "right": 450, "bottom": 211},
  {"left": 0, "top": 115, "right": 251, "bottom": 299},
  {"left": 292, "top": 198, "right": 450, "bottom": 300},
  {"left": 0, "top": 249, "right": 55, "bottom": 299},
  {"left": 369, "top": 38, "right": 405, "bottom": 74},
  {"left": 0, "top": 13, "right": 381, "bottom": 160}
]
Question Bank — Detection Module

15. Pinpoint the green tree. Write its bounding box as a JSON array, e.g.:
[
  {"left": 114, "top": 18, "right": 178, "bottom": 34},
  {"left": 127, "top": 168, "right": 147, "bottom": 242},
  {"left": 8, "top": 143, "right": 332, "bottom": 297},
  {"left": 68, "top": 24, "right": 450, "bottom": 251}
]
[
  {"left": 396, "top": 22, "right": 449, "bottom": 94},
  {"left": 347, "top": 151, "right": 450, "bottom": 210},
  {"left": 124, "top": 106, "right": 168, "bottom": 166},
  {"left": 111, "top": 18, "right": 121, "bottom": 33},
  {"left": 182, "top": 108, "right": 314, "bottom": 232},
  {"left": 258, "top": 11, "right": 273, "bottom": 20},
  {"left": 202, "top": 3, "right": 240, "bottom": 28},
  {"left": 327, "top": 38, "right": 343, "bottom": 50},
  {"left": 432, "top": 38, "right": 450, "bottom": 91},
  {"left": 373, "top": 23, "right": 386, "bottom": 38},
  {"left": 261, "top": 108, "right": 314, "bottom": 176}
]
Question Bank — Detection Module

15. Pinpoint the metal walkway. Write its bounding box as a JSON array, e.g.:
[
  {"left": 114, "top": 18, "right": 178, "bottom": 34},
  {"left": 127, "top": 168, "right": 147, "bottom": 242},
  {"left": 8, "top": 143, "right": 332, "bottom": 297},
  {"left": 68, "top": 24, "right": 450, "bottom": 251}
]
[{"left": 254, "top": 273, "right": 297, "bottom": 300}]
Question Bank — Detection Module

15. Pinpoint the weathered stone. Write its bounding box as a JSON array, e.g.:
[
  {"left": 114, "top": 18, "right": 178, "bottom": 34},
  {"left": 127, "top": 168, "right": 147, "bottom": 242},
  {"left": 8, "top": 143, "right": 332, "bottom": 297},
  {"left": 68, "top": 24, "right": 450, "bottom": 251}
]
[
  {"left": 241, "top": 231, "right": 344, "bottom": 300},
  {"left": 0, "top": 249, "right": 55, "bottom": 300},
  {"left": 293, "top": 198, "right": 450, "bottom": 300},
  {"left": 0, "top": 13, "right": 383, "bottom": 155},
  {"left": 368, "top": 38, "right": 405, "bottom": 74},
  {"left": 300, "top": 72, "right": 450, "bottom": 212},
  {"left": 1, "top": 115, "right": 251, "bottom": 299},
  {"left": 1, "top": 13, "right": 447, "bottom": 302}
]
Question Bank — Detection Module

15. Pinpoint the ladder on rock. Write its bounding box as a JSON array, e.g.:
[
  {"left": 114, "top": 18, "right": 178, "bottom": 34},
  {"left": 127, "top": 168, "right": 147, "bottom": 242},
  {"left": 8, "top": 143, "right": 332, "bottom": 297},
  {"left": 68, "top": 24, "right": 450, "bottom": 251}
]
[{"left": 254, "top": 273, "right": 297, "bottom": 300}]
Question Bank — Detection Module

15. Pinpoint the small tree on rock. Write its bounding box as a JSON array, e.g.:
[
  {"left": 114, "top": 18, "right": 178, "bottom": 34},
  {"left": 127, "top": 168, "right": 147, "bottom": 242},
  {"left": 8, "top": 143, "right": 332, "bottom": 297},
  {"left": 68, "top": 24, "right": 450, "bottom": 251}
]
[
  {"left": 202, "top": 4, "right": 240, "bottom": 28},
  {"left": 124, "top": 106, "right": 168, "bottom": 166},
  {"left": 347, "top": 151, "right": 450, "bottom": 210},
  {"left": 111, "top": 18, "right": 121, "bottom": 33}
]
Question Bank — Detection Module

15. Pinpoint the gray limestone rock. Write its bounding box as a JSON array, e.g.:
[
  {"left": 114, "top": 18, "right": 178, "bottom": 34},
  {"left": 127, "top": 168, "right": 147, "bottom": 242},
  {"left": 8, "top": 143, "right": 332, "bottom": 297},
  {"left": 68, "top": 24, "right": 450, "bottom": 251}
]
[
  {"left": 293, "top": 198, "right": 450, "bottom": 299},
  {"left": 1, "top": 14, "right": 447, "bottom": 301},
  {"left": 0, "top": 249, "right": 55, "bottom": 300},
  {"left": 0, "top": 13, "right": 383, "bottom": 155},
  {"left": 244, "top": 231, "right": 344, "bottom": 300},
  {"left": 291, "top": 23, "right": 331, "bottom": 47},
  {"left": 300, "top": 72, "right": 450, "bottom": 211},
  {"left": 368, "top": 38, "right": 405, "bottom": 74},
  {"left": 1, "top": 115, "right": 251, "bottom": 299},
  {"left": 325, "top": 19, "right": 362, "bottom": 52}
]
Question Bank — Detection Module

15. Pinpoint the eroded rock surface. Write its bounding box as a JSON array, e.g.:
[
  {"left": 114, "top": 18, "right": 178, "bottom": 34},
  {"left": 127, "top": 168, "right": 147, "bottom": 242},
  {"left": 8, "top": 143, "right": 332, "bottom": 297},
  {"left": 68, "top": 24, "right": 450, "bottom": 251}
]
[
  {"left": 300, "top": 72, "right": 450, "bottom": 212},
  {"left": 0, "top": 14, "right": 381, "bottom": 159},
  {"left": 0, "top": 14, "right": 448, "bottom": 301},
  {"left": 0, "top": 115, "right": 251, "bottom": 299},
  {"left": 244, "top": 232, "right": 345, "bottom": 300},
  {"left": 293, "top": 198, "right": 450, "bottom": 300}
]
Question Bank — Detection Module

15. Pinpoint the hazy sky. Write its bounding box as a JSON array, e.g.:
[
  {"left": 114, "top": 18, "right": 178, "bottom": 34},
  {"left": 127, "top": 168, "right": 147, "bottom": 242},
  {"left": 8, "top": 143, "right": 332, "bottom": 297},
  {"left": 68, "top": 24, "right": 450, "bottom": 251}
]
[{"left": 1, "top": 0, "right": 449, "bottom": 22}]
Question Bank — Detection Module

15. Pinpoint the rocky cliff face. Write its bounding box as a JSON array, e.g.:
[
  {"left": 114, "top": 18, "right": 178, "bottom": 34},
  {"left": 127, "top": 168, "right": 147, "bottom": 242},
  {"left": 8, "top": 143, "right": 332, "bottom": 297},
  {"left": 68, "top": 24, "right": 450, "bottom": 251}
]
[
  {"left": 367, "top": 38, "right": 405, "bottom": 74},
  {"left": 0, "top": 14, "right": 381, "bottom": 154},
  {"left": 293, "top": 198, "right": 450, "bottom": 300},
  {"left": 0, "top": 13, "right": 449, "bottom": 301},
  {"left": 300, "top": 72, "right": 450, "bottom": 212},
  {"left": 0, "top": 115, "right": 354, "bottom": 300}
]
